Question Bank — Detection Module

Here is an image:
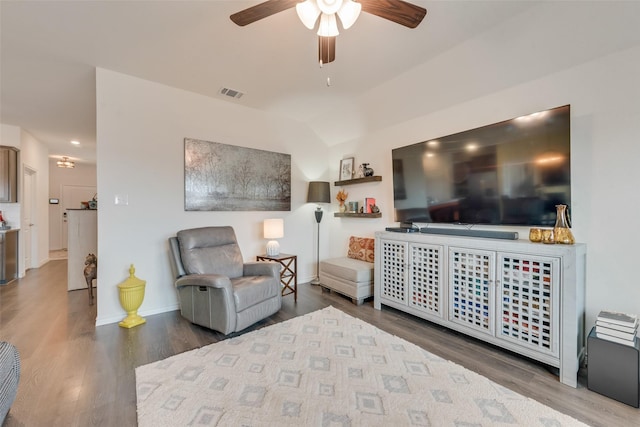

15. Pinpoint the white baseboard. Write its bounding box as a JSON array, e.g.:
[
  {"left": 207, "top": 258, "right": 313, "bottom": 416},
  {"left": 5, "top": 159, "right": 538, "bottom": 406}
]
[{"left": 95, "top": 303, "right": 180, "bottom": 327}]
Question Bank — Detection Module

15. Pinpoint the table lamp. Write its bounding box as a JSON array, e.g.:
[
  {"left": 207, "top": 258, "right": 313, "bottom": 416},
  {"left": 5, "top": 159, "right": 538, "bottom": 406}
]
[{"left": 264, "top": 218, "right": 284, "bottom": 256}]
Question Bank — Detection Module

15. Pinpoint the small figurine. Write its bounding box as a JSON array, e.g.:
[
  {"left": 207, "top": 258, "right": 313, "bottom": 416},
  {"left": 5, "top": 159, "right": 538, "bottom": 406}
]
[
  {"left": 361, "top": 163, "right": 374, "bottom": 177},
  {"left": 84, "top": 253, "right": 97, "bottom": 305}
]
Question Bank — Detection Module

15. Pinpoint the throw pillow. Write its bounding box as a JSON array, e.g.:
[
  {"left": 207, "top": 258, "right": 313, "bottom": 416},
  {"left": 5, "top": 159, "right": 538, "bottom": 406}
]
[{"left": 347, "top": 236, "right": 375, "bottom": 263}]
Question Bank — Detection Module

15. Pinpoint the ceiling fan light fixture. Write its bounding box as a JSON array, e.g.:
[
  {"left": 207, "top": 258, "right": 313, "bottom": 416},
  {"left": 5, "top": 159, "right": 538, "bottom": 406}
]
[
  {"left": 337, "top": 0, "right": 361, "bottom": 29},
  {"left": 317, "top": 13, "right": 339, "bottom": 37},
  {"left": 296, "top": 0, "right": 321, "bottom": 29},
  {"left": 317, "top": 0, "right": 343, "bottom": 15},
  {"left": 57, "top": 156, "right": 75, "bottom": 168}
]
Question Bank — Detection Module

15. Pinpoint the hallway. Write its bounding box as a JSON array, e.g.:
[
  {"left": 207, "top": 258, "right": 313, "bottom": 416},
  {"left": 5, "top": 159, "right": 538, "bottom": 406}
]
[{"left": 49, "top": 249, "right": 68, "bottom": 260}]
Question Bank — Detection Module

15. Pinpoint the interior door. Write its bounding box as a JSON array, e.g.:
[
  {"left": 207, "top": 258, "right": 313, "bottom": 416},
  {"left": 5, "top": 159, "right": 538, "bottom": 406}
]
[
  {"left": 61, "top": 185, "right": 97, "bottom": 249},
  {"left": 22, "top": 167, "right": 36, "bottom": 270}
]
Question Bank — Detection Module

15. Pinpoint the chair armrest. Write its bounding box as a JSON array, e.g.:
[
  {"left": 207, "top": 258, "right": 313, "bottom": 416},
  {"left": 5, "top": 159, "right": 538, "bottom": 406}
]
[
  {"left": 244, "top": 261, "right": 280, "bottom": 278},
  {"left": 175, "top": 274, "right": 232, "bottom": 290}
]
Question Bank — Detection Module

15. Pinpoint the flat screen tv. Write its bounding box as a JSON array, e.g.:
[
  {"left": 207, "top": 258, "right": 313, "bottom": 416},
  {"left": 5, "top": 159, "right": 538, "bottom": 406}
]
[{"left": 392, "top": 105, "right": 570, "bottom": 227}]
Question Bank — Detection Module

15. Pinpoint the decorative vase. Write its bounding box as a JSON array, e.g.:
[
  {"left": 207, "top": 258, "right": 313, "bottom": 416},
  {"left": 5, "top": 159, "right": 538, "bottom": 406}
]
[
  {"left": 361, "top": 163, "right": 374, "bottom": 177},
  {"left": 117, "top": 264, "right": 147, "bottom": 328},
  {"left": 541, "top": 228, "right": 555, "bottom": 244},
  {"left": 553, "top": 204, "right": 575, "bottom": 244},
  {"left": 529, "top": 228, "right": 542, "bottom": 243},
  {"left": 339, "top": 203, "right": 346, "bottom": 213}
]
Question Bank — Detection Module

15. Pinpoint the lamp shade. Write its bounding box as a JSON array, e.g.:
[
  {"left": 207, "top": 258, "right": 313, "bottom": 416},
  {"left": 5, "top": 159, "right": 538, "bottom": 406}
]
[
  {"left": 264, "top": 218, "right": 284, "bottom": 256},
  {"left": 263, "top": 218, "right": 284, "bottom": 239},
  {"left": 296, "top": 0, "right": 321, "bottom": 29},
  {"left": 307, "top": 181, "right": 330, "bottom": 203},
  {"left": 317, "top": 13, "right": 339, "bottom": 37},
  {"left": 337, "top": 0, "right": 361, "bottom": 29}
]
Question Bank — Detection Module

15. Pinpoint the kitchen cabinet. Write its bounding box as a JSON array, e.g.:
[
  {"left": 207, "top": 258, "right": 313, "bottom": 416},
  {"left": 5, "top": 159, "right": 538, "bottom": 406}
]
[
  {"left": 0, "top": 229, "right": 18, "bottom": 284},
  {"left": 0, "top": 146, "right": 18, "bottom": 203}
]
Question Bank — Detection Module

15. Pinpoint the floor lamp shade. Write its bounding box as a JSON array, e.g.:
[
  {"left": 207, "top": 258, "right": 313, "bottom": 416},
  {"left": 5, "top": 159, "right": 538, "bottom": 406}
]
[
  {"left": 264, "top": 218, "right": 284, "bottom": 256},
  {"left": 307, "top": 181, "right": 330, "bottom": 204},
  {"left": 307, "top": 181, "right": 330, "bottom": 285}
]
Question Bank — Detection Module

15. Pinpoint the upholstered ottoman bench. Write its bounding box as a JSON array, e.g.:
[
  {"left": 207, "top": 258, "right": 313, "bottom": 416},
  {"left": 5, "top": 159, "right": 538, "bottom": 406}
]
[{"left": 319, "top": 236, "right": 374, "bottom": 305}]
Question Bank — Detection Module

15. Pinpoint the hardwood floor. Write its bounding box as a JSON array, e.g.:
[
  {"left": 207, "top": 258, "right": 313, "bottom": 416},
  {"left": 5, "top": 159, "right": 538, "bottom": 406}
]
[{"left": 0, "top": 260, "right": 637, "bottom": 426}]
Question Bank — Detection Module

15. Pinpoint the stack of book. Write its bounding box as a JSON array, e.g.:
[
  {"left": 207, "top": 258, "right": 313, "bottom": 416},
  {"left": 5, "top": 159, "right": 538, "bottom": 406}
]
[{"left": 595, "top": 310, "right": 638, "bottom": 346}]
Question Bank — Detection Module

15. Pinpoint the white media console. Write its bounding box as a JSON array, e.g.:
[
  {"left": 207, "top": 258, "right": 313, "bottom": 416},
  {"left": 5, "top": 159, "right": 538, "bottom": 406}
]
[{"left": 374, "top": 230, "right": 586, "bottom": 387}]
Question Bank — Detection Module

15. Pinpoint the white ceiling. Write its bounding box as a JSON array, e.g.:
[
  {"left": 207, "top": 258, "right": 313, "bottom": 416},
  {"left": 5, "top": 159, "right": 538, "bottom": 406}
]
[{"left": 1, "top": 1, "right": 639, "bottom": 165}]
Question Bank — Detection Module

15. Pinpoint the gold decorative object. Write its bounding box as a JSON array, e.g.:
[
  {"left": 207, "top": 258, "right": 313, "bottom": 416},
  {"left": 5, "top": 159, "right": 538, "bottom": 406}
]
[
  {"left": 117, "top": 264, "right": 146, "bottom": 328},
  {"left": 541, "top": 229, "right": 555, "bottom": 244},
  {"left": 336, "top": 189, "right": 348, "bottom": 212},
  {"left": 553, "top": 204, "right": 575, "bottom": 244},
  {"left": 529, "top": 228, "right": 542, "bottom": 242}
]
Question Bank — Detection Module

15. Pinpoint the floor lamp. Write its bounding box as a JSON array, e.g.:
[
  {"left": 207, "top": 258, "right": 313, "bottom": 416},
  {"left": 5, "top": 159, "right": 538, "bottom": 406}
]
[{"left": 307, "top": 181, "right": 330, "bottom": 285}]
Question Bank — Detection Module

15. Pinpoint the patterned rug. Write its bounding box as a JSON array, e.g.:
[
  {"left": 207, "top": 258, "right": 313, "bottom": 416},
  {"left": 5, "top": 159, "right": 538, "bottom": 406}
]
[{"left": 136, "top": 306, "right": 586, "bottom": 426}]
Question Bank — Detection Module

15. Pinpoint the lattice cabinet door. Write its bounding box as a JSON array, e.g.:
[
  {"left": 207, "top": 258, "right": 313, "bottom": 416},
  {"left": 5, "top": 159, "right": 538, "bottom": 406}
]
[
  {"left": 380, "top": 239, "right": 408, "bottom": 305},
  {"left": 497, "top": 253, "right": 560, "bottom": 357},
  {"left": 408, "top": 243, "right": 444, "bottom": 317},
  {"left": 449, "top": 247, "right": 495, "bottom": 335}
]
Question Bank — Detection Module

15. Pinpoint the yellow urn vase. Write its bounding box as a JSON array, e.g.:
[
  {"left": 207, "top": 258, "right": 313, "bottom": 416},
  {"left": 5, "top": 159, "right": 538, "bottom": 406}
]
[{"left": 117, "top": 264, "right": 146, "bottom": 328}]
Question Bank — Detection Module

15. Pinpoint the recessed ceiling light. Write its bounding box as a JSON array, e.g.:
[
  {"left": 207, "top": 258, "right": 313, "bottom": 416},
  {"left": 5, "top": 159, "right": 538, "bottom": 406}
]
[{"left": 70, "top": 140, "right": 80, "bottom": 145}]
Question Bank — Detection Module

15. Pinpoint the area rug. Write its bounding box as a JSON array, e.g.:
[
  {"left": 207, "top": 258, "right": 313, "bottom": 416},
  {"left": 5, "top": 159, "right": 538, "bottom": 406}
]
[{"left": 136, "top": 306, "right": 586, "bottom": 426}]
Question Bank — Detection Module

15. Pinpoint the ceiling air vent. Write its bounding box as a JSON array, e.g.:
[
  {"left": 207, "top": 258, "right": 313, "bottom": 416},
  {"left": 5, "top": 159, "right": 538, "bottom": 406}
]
[{"left": 219, "top": 87, "right": 244, "bottom": 99}]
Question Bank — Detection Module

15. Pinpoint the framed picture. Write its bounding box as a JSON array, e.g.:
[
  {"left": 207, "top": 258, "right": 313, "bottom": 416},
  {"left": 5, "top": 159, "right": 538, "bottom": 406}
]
[
  {"left": 184, "top": 138, "right": 291, "bottom": 211},
  {"left": 340, "top": 157, "right": 354, "bottom": 181},
  {"left": 364, "top": 197, "right": 376, "bottom": 213}
]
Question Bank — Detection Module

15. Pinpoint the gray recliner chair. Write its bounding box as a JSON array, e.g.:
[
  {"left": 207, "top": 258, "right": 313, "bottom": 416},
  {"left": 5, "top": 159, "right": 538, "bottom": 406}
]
[{"left": 168, "top": 226, "right": 282, "bottom": 335}]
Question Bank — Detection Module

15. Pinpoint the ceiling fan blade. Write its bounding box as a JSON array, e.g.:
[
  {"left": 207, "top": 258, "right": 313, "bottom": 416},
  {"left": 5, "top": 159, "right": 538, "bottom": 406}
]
[
  {"left": 359, "top": 0, "right": 427, "bottom": 29},
  {"left": 230, "top": 0, "right": 300, "bottom": 26},
  {"left": 319, "top": 36, "right": 336, "bottom": 64}
]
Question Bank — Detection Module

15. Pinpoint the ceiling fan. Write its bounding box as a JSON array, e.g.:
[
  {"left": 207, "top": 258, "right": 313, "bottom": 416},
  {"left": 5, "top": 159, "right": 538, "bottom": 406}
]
[{"left": 230, "top": 0, "right": 427, "bottom": 65}]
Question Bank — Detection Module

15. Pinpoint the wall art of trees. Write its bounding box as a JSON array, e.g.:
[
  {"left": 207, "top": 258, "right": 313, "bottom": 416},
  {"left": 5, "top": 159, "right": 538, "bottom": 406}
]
[{"left": 184, "top": 138, "right": 291, "bottom": 211}]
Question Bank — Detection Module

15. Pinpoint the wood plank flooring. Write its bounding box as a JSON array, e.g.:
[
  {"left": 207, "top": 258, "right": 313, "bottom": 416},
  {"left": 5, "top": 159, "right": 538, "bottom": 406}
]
[{"left": 0, "top": 260, "right": 637, "bottom": 426}]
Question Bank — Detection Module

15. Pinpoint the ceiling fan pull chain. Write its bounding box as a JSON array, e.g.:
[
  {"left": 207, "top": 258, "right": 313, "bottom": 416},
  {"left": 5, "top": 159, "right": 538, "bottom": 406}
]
[{"left": 318, "top": 36, "right": 331, "bottom": 86}]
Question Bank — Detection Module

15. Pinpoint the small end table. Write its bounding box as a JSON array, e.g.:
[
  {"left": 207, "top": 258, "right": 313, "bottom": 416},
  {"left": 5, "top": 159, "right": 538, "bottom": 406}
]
[{"left": 256, "top": 253, "right": 297, "bottom": 302}]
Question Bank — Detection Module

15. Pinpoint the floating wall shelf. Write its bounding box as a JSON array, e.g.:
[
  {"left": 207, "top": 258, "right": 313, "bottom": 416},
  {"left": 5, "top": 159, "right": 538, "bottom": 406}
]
[
  {"left": 334, "top": 176, "right": 382, "bottom": 186},
  {"left": 334, "top": 212, "right": 382, "bottom": 218}
]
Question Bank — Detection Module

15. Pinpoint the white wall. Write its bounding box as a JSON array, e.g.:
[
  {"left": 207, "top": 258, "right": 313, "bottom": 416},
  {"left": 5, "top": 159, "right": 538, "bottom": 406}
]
[
  {"left": 95, "top": 69, "right": 330, "bottom": 325},
  {"left": 20, "top": 130, "right": 50, "bottom": 269},
  {"left": 48, "top": 161, "right": 97, "bottom": 249},
  {"left": 0, "top": 124, "right": 21, "bottom": 148},
  {"left": 328, "top": 44, "right": 640, "bottom": 335}
]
